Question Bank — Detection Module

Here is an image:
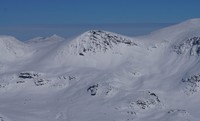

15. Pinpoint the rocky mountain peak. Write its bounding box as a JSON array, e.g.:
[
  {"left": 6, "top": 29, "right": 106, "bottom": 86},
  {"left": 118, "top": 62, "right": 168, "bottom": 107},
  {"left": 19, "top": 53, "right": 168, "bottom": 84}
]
[{"left": 69, "top": 30, "right": 137, "bottom": 56}]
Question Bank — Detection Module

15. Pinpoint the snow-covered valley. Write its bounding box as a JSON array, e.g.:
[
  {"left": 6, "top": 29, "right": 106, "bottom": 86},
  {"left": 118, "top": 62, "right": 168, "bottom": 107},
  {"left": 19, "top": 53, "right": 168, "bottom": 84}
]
[{"left": 0, "top": 19, "right": 200, "bottom": 121}]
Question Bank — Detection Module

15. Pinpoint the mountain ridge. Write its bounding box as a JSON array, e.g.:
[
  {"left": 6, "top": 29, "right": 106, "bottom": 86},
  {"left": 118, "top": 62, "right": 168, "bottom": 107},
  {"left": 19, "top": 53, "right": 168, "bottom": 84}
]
[{"left": 0, "top": 18, "right": 200, "bottom": 121}]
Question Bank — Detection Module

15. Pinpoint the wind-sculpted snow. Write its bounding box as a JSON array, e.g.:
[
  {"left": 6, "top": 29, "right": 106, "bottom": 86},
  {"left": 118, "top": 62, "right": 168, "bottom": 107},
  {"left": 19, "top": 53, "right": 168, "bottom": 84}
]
[
  {"left": 0, "top": 71, "right": 76, "bottom": 92},
  {"left": 0, "top": 114, "right": 13, "bottom": 121},
  {"left": 0, "top": 19, "right": 200, "bottom": 121}
]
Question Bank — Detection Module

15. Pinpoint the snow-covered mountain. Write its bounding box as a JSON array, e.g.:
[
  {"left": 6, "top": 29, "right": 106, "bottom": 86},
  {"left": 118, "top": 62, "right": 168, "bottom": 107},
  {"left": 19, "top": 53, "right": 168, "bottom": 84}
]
[
  {"left": 0, "top": 36, "right": 28, "bottom": 61},
  {"left": 0, "top": 19, "right": 200, "bottom": 121},
  {"left": 26, "top": 34, "right": 65, "bottom": 48},
  {"left": 67, "top": 30, "right": 137, "bottom": 55},
  {"left": 38, "top": 30, "right": 140, "bottom": 69}
]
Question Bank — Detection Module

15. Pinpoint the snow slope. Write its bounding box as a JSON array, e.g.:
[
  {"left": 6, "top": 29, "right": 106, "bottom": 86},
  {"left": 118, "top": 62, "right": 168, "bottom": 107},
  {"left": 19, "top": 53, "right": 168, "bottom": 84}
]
[
  {"left": 0, "top": 19, "right": 200, "bottom": 121},
  {"left": 37, "top": 30, "right": 140, "bottom": 69},
  {"left": 0, "top": 36, "right": 29, "bottom": 62}
]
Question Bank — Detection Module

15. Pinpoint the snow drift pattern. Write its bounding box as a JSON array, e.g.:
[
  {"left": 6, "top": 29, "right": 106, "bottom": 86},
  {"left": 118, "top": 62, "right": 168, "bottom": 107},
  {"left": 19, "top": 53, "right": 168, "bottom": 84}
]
[{"left": 0, "top": 19, "right": 200, "bottom": 121}]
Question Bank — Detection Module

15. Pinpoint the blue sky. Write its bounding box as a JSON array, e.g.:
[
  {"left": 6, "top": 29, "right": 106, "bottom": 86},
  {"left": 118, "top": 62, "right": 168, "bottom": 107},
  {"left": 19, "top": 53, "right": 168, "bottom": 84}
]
[
  {"left": 0, "top": 0, "right": 200, "bottom": 40},
  {"left": 0, "top": 0, "right": 200, "bottom": 24}
]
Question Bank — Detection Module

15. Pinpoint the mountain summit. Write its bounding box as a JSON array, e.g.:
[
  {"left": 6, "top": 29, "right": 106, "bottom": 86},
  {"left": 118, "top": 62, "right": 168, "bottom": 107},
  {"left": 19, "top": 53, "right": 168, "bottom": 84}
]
[{"left": 68, "top": 30, "right": 137, "bottom": 56}]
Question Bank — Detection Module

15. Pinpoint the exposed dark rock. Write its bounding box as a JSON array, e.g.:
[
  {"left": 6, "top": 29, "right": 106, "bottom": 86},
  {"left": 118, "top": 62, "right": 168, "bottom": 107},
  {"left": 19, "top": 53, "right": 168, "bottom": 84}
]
[
  {"left": 136, "top": 100, "right": 149, "bottom": 109},
  {"left": 79, "top": 53, "right": 84, "bottom": 56},
  {"left": 148, "top": 92, "right": 160, "bottom": 102},
  {"left": 173, "top": 36, "right": 200, "bottom": 56},
  {"left": 34, "top": 79, "right": 49, "bottom": 86},
  {"left": 16, "top": 80, "right": 25, "bottom": 84},
  {"left": 71, "top": 30, "right": 137, "bottom": 56},
  {"left": 167, "top": 109, "right": 187, "bottom": 114},
  {"left": 87, "top": 84, "right": 98, "bottom": 96},
  {"left": 68, "top": 76, "right": 76, "bottom": 80},
  {"left": 0, "top": 84, "right": 6, "bottom": 88},
  {"left": 0, "top": 117, "right": 3, "bottom": 121},
  {"left": 18, "top": 72, "right": 39, "bottom": 79},
  {"left": 129, "top": 91, "right": 161, "bottom": 110},
  {"left": 18, "top": 72, "right": 52, "bottom": 86},
  {"left": 182, "top": 74, "right": 200, "bottom": 94},
  {"left": 58, "top": 75, "right": 76, "bottom": 81},
  {"left": 127, "top": 111, "right": 136, "bottom": 115}
]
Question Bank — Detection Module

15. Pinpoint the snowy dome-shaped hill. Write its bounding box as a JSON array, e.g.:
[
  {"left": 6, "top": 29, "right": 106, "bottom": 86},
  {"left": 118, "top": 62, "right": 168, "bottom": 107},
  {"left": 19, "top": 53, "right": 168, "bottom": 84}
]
[
  {"left": 140, "top": 18, "right": 200, "bottom": 45},
  {"left": 26, "top": 34, "right": 65, "bottom": 48},
  {"left": 136, "top": 19, "right": 200, "bottom": 59},
  {"left": 67, "top": 30, "right": 137, "bottom": 56},
  {"left": 183, "top": 18, "right": 200, "bottom": 25},
  {"left": 0, "top": 36, "right": 28, "bottom": 61},
  {"left": 27, "top": 34, "right": 65, "bottom": 44},
  {"left": 157, "top": 19, "right": 200, "bottom": 57}
]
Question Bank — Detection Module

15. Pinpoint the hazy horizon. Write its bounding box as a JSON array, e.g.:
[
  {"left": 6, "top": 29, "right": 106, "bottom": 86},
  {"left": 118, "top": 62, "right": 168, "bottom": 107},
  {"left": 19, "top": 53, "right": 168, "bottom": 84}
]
[
  {"left": 1, "top": 0, "right": 198, "bottom": 41},
  {"left": 0, "top": 23, "right": 174, "bottom": 41}
]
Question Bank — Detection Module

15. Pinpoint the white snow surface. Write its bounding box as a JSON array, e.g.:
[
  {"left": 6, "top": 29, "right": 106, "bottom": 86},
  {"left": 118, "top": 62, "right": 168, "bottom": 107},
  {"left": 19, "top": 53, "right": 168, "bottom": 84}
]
[{"left": 0, "top": 19, "right": 200, "bottom": 121}]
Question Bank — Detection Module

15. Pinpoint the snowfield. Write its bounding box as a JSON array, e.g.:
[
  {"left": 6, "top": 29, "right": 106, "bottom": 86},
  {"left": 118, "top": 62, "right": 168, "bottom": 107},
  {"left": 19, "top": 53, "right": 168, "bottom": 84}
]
[{"left": 0, "top": 19, "right": 200, "bottom": 121}]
